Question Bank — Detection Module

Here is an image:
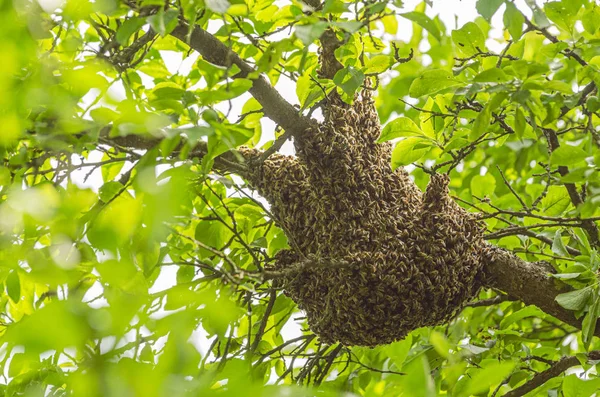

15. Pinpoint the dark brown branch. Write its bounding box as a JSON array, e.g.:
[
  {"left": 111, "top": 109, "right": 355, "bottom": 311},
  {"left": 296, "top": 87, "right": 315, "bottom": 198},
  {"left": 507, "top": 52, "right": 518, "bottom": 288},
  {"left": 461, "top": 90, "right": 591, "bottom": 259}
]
[
  {"left": 523, "top": 17, "right": 587, "bottom": 67},
  {"left": 543, "top": 128, "right": 600, "bottom": 247},
  {"left": 169, "top": 24, "right": 313, "bottom": 137},
  {"left": 100, "top": 128, "right": 248, "bottom": 174},
  {"left": 503, "top": 351, "right": 600, "bottom": 397}
]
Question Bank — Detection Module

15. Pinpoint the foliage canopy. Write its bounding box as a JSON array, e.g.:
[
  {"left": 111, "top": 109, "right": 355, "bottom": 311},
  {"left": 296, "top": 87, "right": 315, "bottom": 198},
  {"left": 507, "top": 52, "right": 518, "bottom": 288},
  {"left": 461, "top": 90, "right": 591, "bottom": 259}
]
[{"left": 1, "top": 0, "right": 600, "bottom": 396}]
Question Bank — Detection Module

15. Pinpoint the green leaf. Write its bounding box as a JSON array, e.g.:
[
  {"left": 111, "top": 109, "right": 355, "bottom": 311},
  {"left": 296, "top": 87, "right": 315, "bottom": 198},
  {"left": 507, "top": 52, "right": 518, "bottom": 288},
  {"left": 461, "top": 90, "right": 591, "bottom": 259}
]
[
  {"left": 582, "top": 292, "right": 600, "bottom": 350},
  {"left": 116, "top": 17, "right": 147, "bottom": 45},
  {"left": 452, "top": 22, "right": 486, "bottom": 56},
  {"left": 582, "top": 5, "right": 600, "bottom": 34},
  {"left": 295, "top": 22, "right": 328, "bottom": 45},
  {"left": 541, "top": 186, "right": 571, "bottom": 216},
  {"left": 552, "top": 230, "right": 569, "bottom": 257},
  {"left": 391, "top": 138, "right": 433, "bottom": 169},
  {"left": 400, "top": 12, "right": 441, "bottom": 41},
  {"left": 500, "top": 306, "right": 547, "bottom": 328},
  {"left": 366, "top": 54, "right": 392, "bottom": 74},
  {"left": 333, "top": 66, "right": 365, "bottom": 96},
  {"left": 6, "top": 270, "right": 20, "bottom": 303},
  {"left": 205, "top": 0, "right": 230, "bottom": 13},
  {"left": 503, "top": 2, "right": 525, "bottom": 41},
  {"left": 545, "top": 2, "right": 576, "bottom": 33},
  {"left": 3, "top": 301, "right": 91, "bottom": 353},
  {"left": 429, "top": 331, "right": 450, "bottom": 358},
  {"left": 409, "top": 69, "right": 463, "bottom": 98},
  {"left": 470, "top": 173, "right": 496, "bottom": 198},
  {"left": 562, "top": 374, "right": 600, "bottom": 397},
  {"left": 550, "top": 145, "right": 589, "bottom": 166},
  {"left": 555, "top": 287, "right": 592, "bottom": 311},
  {"left": 473, "top": 68, "right": 510, "bottom": 83},
  {"left": 476, "top": 0, "right": 504, "bottom": 20},
  {"left": 195, "top": 220, "right": 232, "bottom": 250},
  {"left": 463, "top": 361, "right": 516, "bottom": 396},
  {"left": 147, "top": 9, "right": 179, "bottom": 37},
  {"left": 385, "top": 333, "right": 413, "bottom": 369},
  {"left": 400, "top": 355, "right": 436, "bottom": 397},
  {"left": 378, "top": 117, "right": 424, "bottom": 142}
]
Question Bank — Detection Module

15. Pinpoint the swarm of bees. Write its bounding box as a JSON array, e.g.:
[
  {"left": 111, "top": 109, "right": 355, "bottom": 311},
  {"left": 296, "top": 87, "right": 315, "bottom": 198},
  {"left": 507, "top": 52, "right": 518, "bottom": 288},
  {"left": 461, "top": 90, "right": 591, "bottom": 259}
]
[{"left": 242, "top": 90, "right": 486, "bottom": 347}]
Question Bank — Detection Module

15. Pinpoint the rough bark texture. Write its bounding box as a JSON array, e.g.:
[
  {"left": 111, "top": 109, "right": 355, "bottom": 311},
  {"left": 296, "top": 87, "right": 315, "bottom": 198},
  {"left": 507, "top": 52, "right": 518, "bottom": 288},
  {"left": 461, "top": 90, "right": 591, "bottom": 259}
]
[{"left": 483, "top": 244, "right": 600, "bottom": 338}]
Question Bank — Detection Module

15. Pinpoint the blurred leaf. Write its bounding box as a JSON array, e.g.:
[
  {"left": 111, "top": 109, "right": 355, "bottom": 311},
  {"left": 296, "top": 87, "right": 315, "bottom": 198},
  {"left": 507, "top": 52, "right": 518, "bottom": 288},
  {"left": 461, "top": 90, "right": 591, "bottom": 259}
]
[
  {"left": 401, "top": 11, "right": 441, "bottom": 41},
  {"left": 409, "top": 70, "right": 463, "bottom": 97},
  {"left": 476, "top": 0, "right": 504, "bottom": 20},
  {"left": 463, "top": 361, "right": 516, "bottom": 396},
  {"left": 6, "top": 270, "right": 20, "bottom": 303}
]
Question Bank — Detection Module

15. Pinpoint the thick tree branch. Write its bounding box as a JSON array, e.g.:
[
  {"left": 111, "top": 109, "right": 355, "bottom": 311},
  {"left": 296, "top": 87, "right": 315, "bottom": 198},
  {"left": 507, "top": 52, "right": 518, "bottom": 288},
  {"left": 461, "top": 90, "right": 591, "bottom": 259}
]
[
  {"left": 169, "top": 24, "right": 313, "bottom": 137},
  {"left": 482, "top": 244, "right": 600, "bottom": 338}
]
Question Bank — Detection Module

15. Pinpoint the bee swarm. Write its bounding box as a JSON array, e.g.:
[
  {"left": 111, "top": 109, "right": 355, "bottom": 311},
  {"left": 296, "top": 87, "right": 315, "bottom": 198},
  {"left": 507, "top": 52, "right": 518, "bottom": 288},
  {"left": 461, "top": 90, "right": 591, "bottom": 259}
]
[{"left": 241, "top": 90, "right": 486, "bottom": 347}]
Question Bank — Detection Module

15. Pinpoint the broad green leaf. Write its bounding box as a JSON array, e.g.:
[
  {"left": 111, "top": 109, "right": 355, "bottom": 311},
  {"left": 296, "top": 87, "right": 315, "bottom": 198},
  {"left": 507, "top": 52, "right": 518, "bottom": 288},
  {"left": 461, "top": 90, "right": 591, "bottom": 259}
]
[
  {"left": 545, "top": 2, "right": 576, "bottom": 33},
  {"left": 463, "top": 361, "right": 516, "bottom": 396},
  {"left": 552, "top": 230, "right": 569, "bottom": 257},
  {"left": 295, "top": 22, "right": 328, "bottom": 45},
  {"left": 541, "top": 186, "right": 571, "bottom": 216},
  {"left": 582, "top": 293, "right": 600, "bottom": 350},
  {"left": 473, "top": 68, "right": 510, "bottom": 83},
  {"left": 400, "top": 11, "right": 441, "bottom": 41},
  {"left": 391, "top": 138, "right": 433, "bottom": 169},
  {"left": 3, "top": 301, "right": 91, "bottom": 353},
  {"left": 378, "top": 117, "right": 424, "bottom": 142},
  {"left": 476, "top": 0, "right": 504, "bottom": 20},
  {"left": 400, "top": 355, "right": 436, "bottom": 397},
  {"left": 147, "top": 8, "right": 179, "bottom": 37},
  {"left": 385, "top": 333, "right": 413, "bottom": 369},
  {"left": 555, "top": 287, "right": 592, "bottom": 311},
  {"left": 116, "top": 17, "right": 146, "bottom": 45},
  {"left": 500, "top": 306, "right": 547, "bottom": 328},
  {"left": 550, "top": 145, "right": 589, "bottom": 166},
  {"left": 333, "top": 66, "right": 365, "bottom": 96},
  {"left": 470, "top": 173, "right": 496, "bottom": 198},
  {"left": 366, "top": 55, "right": 392, "bottom": 74},
  {"left": 429, "top": 331, "right": 450, "bottom": 358},
  {"left": 582, "top": 5, "right": 600, "bottom": 34},
  {"left": 452, "top": 22, "right": 486, "bottom": 56},
  {"left": 503, "top": 2, "right": 525, "bottom": 41},
  {"left": 409, "top": 69, "right": 464, "bottom": 98},
  {"left": 562, "top": 374, "right": 600, "bottom": 397},
  {"left": 206, "top": 0, "right": 230, "bottom": 13},
  {"left": 6, "top": 270, "right": 20, "bottom": 303}
]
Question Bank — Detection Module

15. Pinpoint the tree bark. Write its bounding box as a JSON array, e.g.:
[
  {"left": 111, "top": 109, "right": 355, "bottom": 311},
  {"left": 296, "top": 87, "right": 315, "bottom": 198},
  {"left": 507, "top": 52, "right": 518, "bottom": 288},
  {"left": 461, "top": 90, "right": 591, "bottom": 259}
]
[{"left": 482, "top": 244, "right": 600, "bottom": 337}]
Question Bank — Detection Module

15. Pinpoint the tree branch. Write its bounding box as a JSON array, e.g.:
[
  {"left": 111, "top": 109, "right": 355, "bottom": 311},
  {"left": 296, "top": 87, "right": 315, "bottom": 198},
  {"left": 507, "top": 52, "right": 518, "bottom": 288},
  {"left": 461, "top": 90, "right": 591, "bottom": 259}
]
[
  {"left": 482, "top": 244, "right": 600, "bottom": 338},
  {"left": 99, "top": 128, "right": 249, "bottom": 175},
  {"left": 503, "top": 351, "right": 600, "bottom": 397},
  {"left": 169, "top": 24, "right": 314, "bottom": 137}
]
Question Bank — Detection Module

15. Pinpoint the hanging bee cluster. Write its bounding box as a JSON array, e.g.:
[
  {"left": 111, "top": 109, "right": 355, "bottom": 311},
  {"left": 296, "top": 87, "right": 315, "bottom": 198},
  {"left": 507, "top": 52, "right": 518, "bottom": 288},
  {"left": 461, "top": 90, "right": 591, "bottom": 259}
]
[{"left": 241, "top": 90, "right": 486, "bottom": 347}]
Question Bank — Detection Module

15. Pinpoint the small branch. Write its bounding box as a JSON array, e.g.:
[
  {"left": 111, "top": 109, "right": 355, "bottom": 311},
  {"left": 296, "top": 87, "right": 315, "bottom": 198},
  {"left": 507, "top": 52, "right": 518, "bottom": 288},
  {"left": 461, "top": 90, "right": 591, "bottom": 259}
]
[
  {"left": 503, "top": 351, "right": 600, "bottom": 397},
  {"left": 465, "top": 294, "right": 514, "bottom": 308},
  {"left": 169, "top": 24, "right": 314, "bottom": 137}
]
